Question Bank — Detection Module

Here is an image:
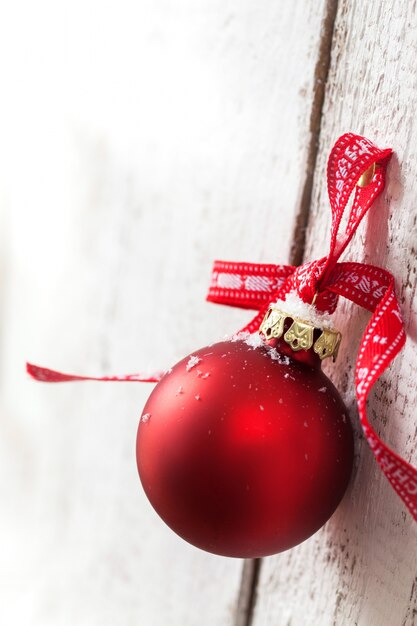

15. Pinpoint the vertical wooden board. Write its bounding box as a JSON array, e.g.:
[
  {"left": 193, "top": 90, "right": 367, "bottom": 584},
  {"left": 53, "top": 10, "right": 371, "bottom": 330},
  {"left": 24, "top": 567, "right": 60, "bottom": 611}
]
[
  {"left": 0, "top": 1, "right": 330, "bottom": 625},
  {"left": 254, "top": 2, "right": 417, "bottom": 625}
]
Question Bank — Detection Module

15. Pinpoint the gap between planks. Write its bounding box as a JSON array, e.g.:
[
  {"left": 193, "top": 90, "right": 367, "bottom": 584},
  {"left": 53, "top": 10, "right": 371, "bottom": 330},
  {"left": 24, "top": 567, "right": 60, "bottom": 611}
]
[
  {"left": 233, "top": 1, "right": 339, "bottom": 625},
  {"left": 289, "top": 0, "right": 339, "bottom": 267}
]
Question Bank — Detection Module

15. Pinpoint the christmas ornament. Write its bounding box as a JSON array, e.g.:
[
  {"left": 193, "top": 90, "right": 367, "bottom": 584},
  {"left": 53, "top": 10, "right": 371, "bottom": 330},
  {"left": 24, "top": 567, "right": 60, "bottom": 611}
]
[
  {"left": 137, "top": 327, "right": 352, "bottom": 557},
  {"left": 27, "top": 133, "right": 417, "bottom": 559}
]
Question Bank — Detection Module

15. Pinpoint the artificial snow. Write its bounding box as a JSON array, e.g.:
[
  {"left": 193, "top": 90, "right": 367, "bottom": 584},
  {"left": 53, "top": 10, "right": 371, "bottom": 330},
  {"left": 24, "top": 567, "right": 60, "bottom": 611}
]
[
  {"left": 268, "top": 347, "right": 290, "bottom": 365},
  {"left": 273, "top": 292, "right": 334, "bottom": 329},
  {"left": 318, "top": 387, "right": 327, "bottom": 393},
  {"left": 244, "top": 332, "right": 265, "bottom": 349},
  {"left": 196, "top": 370, "right": 210, "bottom": 379},
  {"left": 231, "top": 331, "right": 264, "bottom": 349},
  {"left": 230, "top": 331, "right": 291, "bottom": 365},
  {"left": 186, "top": 355, "right": 202, "bottom": 371},
  {"left": 141, "top": 413, "right": 151, "bottom": 423},
  {"left": 195, "top": 394, "right": 202, "bottom": 401}
]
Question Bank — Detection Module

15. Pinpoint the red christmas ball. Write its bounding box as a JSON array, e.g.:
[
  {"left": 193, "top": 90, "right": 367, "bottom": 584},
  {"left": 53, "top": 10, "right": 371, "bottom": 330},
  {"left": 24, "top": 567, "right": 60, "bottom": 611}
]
[{"left": 136, "top": 336, "right": 353, "bottom": 557}]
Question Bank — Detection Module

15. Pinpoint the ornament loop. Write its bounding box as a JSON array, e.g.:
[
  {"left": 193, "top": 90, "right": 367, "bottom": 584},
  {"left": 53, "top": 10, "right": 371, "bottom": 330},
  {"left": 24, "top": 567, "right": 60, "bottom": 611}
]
[{"left": 357, "top": 162, "right": 378, "bottom": 188}]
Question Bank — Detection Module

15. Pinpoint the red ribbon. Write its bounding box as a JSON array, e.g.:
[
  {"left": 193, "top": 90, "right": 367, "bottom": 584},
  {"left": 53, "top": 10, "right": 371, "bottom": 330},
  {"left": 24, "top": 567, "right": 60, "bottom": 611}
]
[
  {"left": 27, "top": 133, "right": 417, "bottom": 521},
  {"left": 26, "top": 363, "right": 163, "bottom": 384}
]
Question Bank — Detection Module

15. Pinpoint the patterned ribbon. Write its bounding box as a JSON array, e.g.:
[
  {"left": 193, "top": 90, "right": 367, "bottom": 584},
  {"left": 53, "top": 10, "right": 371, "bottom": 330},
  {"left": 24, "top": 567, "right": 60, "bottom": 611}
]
[{"left": 27, "top": 133, "right": 417, "bottom": 521}]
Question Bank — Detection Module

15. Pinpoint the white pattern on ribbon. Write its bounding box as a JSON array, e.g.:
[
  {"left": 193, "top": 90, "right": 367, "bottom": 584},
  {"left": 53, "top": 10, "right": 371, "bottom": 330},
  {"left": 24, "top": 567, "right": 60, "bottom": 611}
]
[
  {"left": 244, "top": 276, "right": 273, "bottom": 291},
  {"left": 216, "top": 273, "right": 243, "bottom": 289},
  {"left": 215, "top": 272, "right": 276, "bottom": 293}
]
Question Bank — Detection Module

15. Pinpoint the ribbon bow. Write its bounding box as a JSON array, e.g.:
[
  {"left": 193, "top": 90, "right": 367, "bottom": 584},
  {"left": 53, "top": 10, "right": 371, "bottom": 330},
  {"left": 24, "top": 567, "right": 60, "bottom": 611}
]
[{"left": 27, "top": 133, "right": 417, "bottom": 522}]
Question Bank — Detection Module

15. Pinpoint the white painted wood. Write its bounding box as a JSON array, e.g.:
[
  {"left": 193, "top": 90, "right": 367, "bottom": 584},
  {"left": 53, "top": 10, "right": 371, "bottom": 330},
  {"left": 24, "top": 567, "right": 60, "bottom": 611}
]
[
  {"left": 0, "top": 1, "right": 330, "bottom": 624},
  {"left": 254, "top": 2, "right": 417, "bottom": 625}
]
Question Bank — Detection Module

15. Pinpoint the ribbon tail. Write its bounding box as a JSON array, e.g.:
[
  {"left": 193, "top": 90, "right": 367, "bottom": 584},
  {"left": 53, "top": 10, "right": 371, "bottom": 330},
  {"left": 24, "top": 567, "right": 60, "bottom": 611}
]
[
  {"left": 355, "top": 282, "right": 417, "bottom": 520},
  {"left": 326, "top": 263, "right": 417, "bottom": 520},
  {"left": 360, "top": 407, "right": 417, "bottom": 521},
  {"left": 206, "top": 260, "right": 297, "bottom": 335},
  {"left": 207, "top": 260, "right": 295, "bottom": 310},
  {"left": 26, "top": 362, "right": 163, "bottom": 383}
]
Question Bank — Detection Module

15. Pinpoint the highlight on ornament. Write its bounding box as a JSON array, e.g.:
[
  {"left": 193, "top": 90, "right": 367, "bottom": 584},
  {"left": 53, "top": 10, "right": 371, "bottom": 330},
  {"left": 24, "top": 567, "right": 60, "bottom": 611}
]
[{"left": 27, "top": 133, "right": 417, "bottom": 559}]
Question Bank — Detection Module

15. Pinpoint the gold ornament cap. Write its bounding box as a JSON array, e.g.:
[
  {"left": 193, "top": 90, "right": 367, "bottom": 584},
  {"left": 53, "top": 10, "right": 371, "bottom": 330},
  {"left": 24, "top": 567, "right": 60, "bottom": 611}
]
[{"left": 259, "top": 305, "right": 342, "bottom": 362}]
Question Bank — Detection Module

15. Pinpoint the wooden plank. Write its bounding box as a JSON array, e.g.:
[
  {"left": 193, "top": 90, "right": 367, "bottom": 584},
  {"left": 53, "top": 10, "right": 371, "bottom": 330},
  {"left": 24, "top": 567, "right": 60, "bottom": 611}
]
[
  {"left": 0, "top": 1, "right": 332, "bottom": 625},
  {"left": 253, "top": 2, "right": 417, "bottom": 625}
]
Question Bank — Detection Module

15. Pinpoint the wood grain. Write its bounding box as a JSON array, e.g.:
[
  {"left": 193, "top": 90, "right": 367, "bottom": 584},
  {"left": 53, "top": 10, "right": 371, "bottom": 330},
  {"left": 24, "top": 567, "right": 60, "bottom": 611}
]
[
  {"left": 0, "top": 1, "right": 331, "bottom": 625},
  {"left": 253, "top": 2, "right": 417, "bottom": 625}
]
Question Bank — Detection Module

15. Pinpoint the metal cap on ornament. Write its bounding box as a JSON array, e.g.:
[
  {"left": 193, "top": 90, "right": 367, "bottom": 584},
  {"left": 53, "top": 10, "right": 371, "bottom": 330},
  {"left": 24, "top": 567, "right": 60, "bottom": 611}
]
[{"left": 259, "top": 297, "right": 342, "bottom": 362}]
